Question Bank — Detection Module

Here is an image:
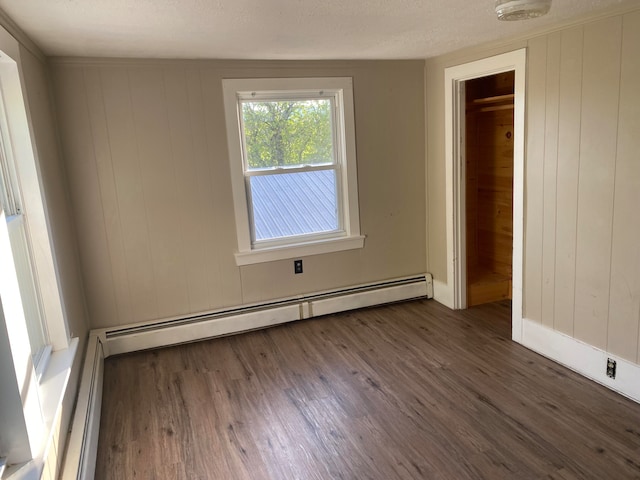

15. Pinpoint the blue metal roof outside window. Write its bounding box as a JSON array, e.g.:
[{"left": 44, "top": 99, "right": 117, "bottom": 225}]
[{"left": 250, "top": 170, "right": 338, "bottom": 241}]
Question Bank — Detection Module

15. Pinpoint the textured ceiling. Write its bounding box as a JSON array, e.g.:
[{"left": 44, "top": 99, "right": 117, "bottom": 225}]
[{"left": 0, "top": 0, "right": 633, "bottom": 60}]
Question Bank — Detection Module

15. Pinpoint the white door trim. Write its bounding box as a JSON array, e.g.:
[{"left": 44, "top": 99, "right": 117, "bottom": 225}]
[{"left": 441, "top": 48, "right": 526, "bottom": 343}]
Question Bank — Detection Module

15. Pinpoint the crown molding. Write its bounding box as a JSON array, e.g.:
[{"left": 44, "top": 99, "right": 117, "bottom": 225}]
[{"left": 0, "top": 6, "right": 46, "bottom": 63}]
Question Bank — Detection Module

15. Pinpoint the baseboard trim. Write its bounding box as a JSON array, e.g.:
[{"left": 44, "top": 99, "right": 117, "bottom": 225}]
[
  {"left": 60, "top": 335, "right": 104, "bottom": 480},
  {"left": 432, "top": 278, "right": 454, "bottom": 309},
  {"left": 520, "top": 318, "right": 640, "bottom": 403}
]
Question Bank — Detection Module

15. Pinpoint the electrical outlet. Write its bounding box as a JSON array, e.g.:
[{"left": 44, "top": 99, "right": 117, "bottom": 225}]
[
  {"left": 294, "top": 259, "right": 303, "bottom": 274},
  {"left": 606, "top": 358, "right": 616, "bottom": 379}
]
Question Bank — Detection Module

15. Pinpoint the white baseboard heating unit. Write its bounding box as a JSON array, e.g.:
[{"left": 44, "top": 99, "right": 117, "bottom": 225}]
[
  {"left": 62, "top": 273, "right": 432, "bottom": 480},
  {"left": 99, "top": 273, "right": 433, "bottom": 357}
]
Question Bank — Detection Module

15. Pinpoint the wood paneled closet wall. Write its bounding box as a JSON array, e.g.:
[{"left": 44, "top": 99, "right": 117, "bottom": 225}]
[{"left": 465, "top": 72, "right": 515, "bottom": 306}]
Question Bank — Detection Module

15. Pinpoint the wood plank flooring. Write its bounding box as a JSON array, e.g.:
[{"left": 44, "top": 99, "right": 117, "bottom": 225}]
[{"left": 95, "top": 300, "right": 640, "bottom": 479}]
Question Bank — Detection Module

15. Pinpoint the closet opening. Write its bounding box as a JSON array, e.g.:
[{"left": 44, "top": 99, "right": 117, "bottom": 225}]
[{"left": 464, "top": 71, "right": 515, "bottom": 307}]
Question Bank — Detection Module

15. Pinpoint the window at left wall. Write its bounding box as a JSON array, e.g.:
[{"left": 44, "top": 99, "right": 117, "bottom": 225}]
[
  {"left": 0, "top": 93, "right": 50, "bottom": 376},
  {"left": 0, "top": 41, "right": 76, "bottom": 476}
]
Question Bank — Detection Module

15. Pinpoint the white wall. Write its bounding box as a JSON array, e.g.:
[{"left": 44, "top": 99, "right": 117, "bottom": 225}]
[{"left": 427, "top": 8, "right": 640, "bottom": 365}]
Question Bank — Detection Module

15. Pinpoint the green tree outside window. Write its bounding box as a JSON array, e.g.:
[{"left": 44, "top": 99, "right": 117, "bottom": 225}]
[{"left": 241, "top": 99, "right": 333, "bottom": 169}]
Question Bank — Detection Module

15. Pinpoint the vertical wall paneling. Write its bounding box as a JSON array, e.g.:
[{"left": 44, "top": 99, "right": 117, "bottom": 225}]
[
  {"left": 199, "top": 68, "right": 243, "bottom": 305},
  {"left": 540, "top": 32, "right": 561, "bottom": 328},
  {"left": 425, "top": 9, "right": 640, "bottom": 369},
  {"left": 83, "top": 68, "right": 133, "bottom": 325},
  {"left": 53, "top": 68, "right": 119, "bottom": 327},
  {"left": 426, "top": 64, "right": 448, "bottom": 283},
  {"left": 99, "top": 68, "right": 159, "bottom": 325},
  {"left": 553, "top": 26, "right": 584, "bottom": 336},
  {"left": 184, "top": 69, "right": 229, "bottom": 310},
  {"left": 53, "top": 61, "right": 425, "bottom": 328},
  {"left": 608, "top": 11, "right": 640, "bottom": 363},
  {"left": 573, "top": 17, "right": 623, "bottom": 349},
  {"left": 128, "top": 67, "right": 190, "bottom": 318},
  {"left": 523, "top": 36, "right": 547, "bottom": 323},
  {"left": 162, "top": 68, "right": 207, "bottom": 313}
]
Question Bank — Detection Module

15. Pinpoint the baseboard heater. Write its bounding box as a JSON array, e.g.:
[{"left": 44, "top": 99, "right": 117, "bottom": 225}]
[
  {"left": 61, "top": 335, "right": 103, "bottom": 480},
  {"left": 98, "top": 273, "right": 433, "bottom": 357},
  {"left": 61, "top": 273, "right": 432, "bottom": 480}
]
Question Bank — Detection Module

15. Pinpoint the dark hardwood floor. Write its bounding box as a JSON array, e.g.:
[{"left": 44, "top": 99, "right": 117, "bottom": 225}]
[{"left": 95, "top": 299, "right": 640, "bottom": 479}]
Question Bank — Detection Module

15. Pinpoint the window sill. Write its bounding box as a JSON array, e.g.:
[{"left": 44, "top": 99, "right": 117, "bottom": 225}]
[
  {"left": 40, "top": 337, "right": 78, "bottom": 443},
  {"left": 4, "top": 338, "right": 78, "bottom": 480},
  {"left": 234, "top": 235, "right": 365, "bottom": 266}
]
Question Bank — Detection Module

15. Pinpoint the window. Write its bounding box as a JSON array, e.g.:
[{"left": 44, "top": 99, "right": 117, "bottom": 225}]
[
  {"left": 0, "top": 97, "right": 50, "bottom": 377},
  {"left": 0, "top": 39, "right": 77, "bottom": 477},
  {"left": 223, "top": 77, "right": 364, "bottom": 265}
]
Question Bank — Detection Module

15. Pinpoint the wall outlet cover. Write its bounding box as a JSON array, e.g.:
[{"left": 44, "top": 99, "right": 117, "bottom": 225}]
[{"left": 606, "top": 358, "right": 616, "bottom": 379}]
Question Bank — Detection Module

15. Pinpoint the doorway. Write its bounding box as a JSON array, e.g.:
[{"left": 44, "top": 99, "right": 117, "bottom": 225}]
[
  {"left": 441, "top": 48, "right": 526, "bottom": 342},
  {"left": 464, "top": 72, "right": 514, "bottom": 306}
]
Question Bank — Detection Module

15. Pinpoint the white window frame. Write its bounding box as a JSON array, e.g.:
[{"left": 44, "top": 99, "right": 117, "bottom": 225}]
[
  {"left": 222, "top": 77, "right": 364, "bottom": 266},
  {"left": 0, "top": 81, "right": 53, "bottom": 380},
  {"left": 0, "top": 28, "right": 77, "bottom": 479}
]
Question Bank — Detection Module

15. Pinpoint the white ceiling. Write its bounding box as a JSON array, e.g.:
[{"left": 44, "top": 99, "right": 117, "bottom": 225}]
[{"left": 0, "top": 0, "right": 633, "bottom": 60}]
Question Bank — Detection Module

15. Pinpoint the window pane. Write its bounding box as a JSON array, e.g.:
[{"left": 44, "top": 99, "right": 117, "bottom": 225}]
[
  {"left": 6, "top": 214, "right": 47, "bottom": 362},
  {"left": 241, "top": 99, "right": 334, "bottom": 169},
  {"left": 250, "top": 170, "right": 339, "bottom": 242},
  {"left": 0, "top": 136, "right": 20, "bottom": 215}
]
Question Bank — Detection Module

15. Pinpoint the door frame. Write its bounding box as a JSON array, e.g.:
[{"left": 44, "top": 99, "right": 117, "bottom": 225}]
[{"left": 442, "top": 48, "right": 526, "bottom": 342}]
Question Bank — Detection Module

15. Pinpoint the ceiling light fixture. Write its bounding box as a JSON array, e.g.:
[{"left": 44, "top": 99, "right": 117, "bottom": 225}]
[{"left": 495, "top": 0, "right": 551, "bottom": 20}]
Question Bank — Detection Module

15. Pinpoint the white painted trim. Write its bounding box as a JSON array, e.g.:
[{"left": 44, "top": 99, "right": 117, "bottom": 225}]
[
  {"left": 454, "top": 80, "right": 467, "bottom": 310},
  {"left": 61, "top": 335, "right": 104, "bottom": 480},
  {"left": 39, "top": 342, "right": 79, "bottom": 426},
  {"left": 0, "top": 10, "right": 46, "bottom": 63},
  {"left": 235, "top": 234, "right": 365, "bottom": 265},
  {"left": 0, "top": 45, "right": 69, "bottom": 350},
  {"left": 520, "top": 318, "right": 640, "bottom": 403},
  {"left": 441, "top": 48, "right": 526, "bottom": 343},
  {"left": 0, "top": 334, "right": 78, "bottom": 480},
  {"left": 510, "top": 52, "right": 526, "bottom": 344},
  {"left": 432, "top": 279, "right": 454, "bottom": 309},
  {"left": 222, "top": 77, "right": 361, "bottom": 266}
]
